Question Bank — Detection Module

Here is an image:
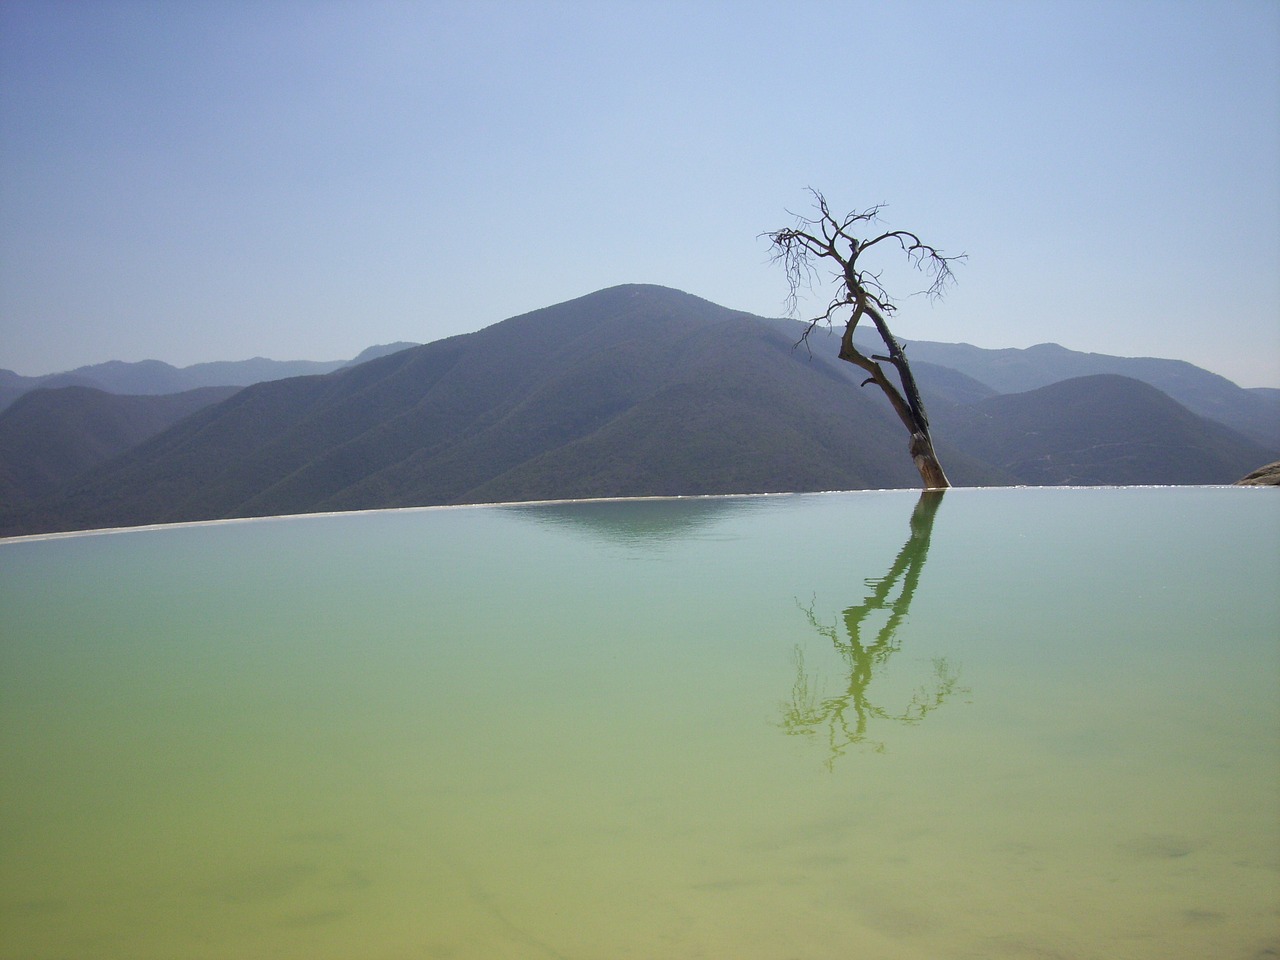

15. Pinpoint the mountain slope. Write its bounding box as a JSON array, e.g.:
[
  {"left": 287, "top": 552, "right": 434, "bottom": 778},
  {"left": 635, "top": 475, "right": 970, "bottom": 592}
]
[
  {"left": 7, "top": 287, "right": 997, "bottom": 536},
  {"left": 0, "top": 385, "right": 240, "bottom": 509},
  {"left": 935, "top": 374, "right": 1272, "bottom": 485},
  {"left": 893, "top": 338, "right": 1280, "bottom": 450}
]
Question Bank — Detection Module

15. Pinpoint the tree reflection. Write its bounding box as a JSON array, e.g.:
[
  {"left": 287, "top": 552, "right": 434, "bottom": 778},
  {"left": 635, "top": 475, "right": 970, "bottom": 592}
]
[{"left": 780, "top": 491, "right": 964, "bottom": 763}]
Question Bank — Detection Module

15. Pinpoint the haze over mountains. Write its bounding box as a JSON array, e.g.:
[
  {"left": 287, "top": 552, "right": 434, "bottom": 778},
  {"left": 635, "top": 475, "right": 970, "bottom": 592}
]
[
  {"left": 0, "top": 341, "right": 418, "bottom": 411},
  {"left": 890, "top": 336, "right": 1280, "bottom": 450},
  {"left": 1, "top": 285, "right": 1274, "bottom": 537}
]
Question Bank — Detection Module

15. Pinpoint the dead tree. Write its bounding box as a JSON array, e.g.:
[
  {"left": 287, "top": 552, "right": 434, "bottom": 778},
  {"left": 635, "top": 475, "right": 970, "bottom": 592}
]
[{"left": 764, "top": 190, "right": 963, "bottom": 489}]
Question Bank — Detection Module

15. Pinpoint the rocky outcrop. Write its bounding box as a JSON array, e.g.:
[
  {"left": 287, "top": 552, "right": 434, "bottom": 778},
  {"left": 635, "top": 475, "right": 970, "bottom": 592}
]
[{"left": 1235, "top": 461, "right": 1280, "bottom": 486}]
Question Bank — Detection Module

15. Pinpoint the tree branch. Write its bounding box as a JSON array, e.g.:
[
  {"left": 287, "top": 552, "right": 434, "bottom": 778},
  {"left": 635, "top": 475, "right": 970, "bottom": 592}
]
[{"left": 764, "top": 189, "right": 960, "bottom": 489}]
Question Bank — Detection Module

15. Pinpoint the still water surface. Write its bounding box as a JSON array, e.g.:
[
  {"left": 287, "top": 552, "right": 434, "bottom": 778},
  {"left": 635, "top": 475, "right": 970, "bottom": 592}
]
[{"left": 1, "top": 488, "right": 1277, "bottom": 959}]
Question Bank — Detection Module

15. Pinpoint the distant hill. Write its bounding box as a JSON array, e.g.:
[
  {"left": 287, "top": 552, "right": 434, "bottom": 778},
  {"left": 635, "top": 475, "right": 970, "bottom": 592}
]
[
  {"left": 933, "top": 374, "right": 1272, "bottom": 485},
  {"left": 0, "top": 369, "right": 103, "bottom": 411},
  {"left": 0, "top": 385, "right": 240, "bottom": 511},
  {"left": 883, "top": 336, "right": 1280, "bottom": 450},
  {"left": 0, "top": 342, "right": 418, "bottom": 411},
  {"left": 1, "top": 286, "right": 1272, "bottom": 538}
]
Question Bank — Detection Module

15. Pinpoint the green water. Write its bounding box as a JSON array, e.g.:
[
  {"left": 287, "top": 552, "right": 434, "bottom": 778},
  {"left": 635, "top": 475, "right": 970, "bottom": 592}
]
[{"left": 1, "top": 488, "right": 1277, "bottom": 959}]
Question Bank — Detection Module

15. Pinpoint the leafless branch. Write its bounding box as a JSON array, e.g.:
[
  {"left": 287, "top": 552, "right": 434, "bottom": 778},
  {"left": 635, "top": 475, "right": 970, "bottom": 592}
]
[{"left": 764, "top": 188, "right": 964, "bottom": 323}]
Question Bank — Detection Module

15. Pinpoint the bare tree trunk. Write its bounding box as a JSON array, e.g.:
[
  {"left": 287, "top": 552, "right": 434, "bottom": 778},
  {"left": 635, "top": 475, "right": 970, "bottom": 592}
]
[
  {"left": 909, "top": 432, "right": 950, "bottom": 489},
  {"left": 837, "top": 307, "right": 951, "bottom": 489},
  {"left": 862, "top": 301, "right": 950, "bottom": 490}
]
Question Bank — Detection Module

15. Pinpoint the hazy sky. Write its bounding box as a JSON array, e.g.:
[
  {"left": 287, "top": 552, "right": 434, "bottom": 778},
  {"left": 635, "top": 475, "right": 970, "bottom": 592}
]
[{"left": 2, "top": 0, "right": 1278, "bottom": 386}]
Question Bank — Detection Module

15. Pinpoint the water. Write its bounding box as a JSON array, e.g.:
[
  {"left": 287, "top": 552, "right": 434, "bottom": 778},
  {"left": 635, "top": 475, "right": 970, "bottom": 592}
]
[{"left": 1, "top": 488, "right": 1277, "bottom": 959}]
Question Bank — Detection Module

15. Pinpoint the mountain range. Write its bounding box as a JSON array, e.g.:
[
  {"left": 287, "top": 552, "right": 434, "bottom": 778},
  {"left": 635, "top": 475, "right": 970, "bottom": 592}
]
[
  {"left": 0, "top": 341, "right": 418, "bottom": 412},
  {"left": 878, "top": 335, "right": 1280, "bottom": 450},
  {"left": 1, "top": 284, "right": 1274, "bottom": 537}
]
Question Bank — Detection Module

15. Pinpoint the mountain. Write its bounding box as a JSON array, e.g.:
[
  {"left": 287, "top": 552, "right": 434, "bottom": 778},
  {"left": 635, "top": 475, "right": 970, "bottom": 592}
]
[
  {"left": 0, "top": 286, "right": 1005, "bottom": 536},
  {"left": 0, "top": 385, "right": 240, "bottom": 511},
  {"left": 0, "top": 368, "right": 103, "bottom": 411},
  {"left": 0, "top": 342, "right": 418, "bottom": 411},
  {"left": 0, "top": 285, "right": 1271, "bottom": 538},
  {"left": 344, "top": 342, "right": 421, "bottom": 366},
  {"left": 883, "top": 337, "right": 1280, "bottom": 450},
  {"left": 932, "top": 374, "right": 1272, "bottom": 486}
]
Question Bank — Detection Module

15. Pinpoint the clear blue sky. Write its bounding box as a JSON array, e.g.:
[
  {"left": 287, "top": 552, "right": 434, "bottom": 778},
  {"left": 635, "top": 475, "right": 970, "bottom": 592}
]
[{"left": 2, "top": 0, "right": 1278, "bottom": 386}]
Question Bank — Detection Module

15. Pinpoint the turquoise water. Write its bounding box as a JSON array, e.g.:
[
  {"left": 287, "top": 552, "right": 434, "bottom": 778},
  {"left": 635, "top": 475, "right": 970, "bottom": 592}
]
[{"left": 1, "top": 488, "right": 1277, "bottom": 958}]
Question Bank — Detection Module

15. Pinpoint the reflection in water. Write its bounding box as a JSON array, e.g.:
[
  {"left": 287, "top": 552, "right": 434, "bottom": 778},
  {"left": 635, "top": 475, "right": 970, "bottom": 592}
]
[
  {"left": 504, "top": 495, "right": 758, "bottom": 544},
  {"left": 781, "top": 491, "right": 964, "bottom": 763}
]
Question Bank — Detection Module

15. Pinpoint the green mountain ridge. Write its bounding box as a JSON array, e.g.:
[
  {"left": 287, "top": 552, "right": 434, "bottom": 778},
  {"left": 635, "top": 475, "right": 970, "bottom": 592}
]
[
  {"left": 0, "top": 385, "right": 241, "bottom": 511},
  {"left": 933, "top": 374, "right": 1269, "bottom": 485},
  {"left": 1, "top": 285, "right": 1272, "bottom": 537},
  {"left": 877, "top": 335, "right": 1280, "bottom": 449},
  {"left": 0, "top": 342, "right": 418, "bottom": 411}
]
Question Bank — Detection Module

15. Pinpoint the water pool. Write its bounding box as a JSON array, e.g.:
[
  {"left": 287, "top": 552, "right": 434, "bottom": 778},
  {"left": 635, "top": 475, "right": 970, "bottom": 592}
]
[{"left": 2, "top": 487, "right": 1277, "bottom": 958}]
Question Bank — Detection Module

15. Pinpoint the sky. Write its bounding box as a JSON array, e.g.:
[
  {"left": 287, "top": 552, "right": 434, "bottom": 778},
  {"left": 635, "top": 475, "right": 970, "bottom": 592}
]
[{"left": 1, "top": 1, "right": 1278, "bottom": 387}]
